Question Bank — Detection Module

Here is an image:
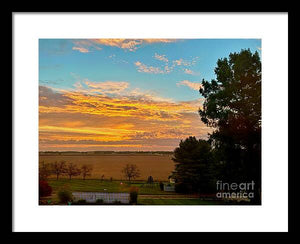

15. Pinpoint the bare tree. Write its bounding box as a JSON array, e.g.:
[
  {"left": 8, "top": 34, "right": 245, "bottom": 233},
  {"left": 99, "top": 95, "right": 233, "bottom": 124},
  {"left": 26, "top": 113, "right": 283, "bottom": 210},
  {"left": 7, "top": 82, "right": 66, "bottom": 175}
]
[
  {"left": 39, "top": 161, "right": 52, "bottom": 181},
  {"left": 51, "top": 161, "right": 67, "bottom": 180},
  {"left": 81, "top": 165, "right": 93, "bottom": 180},
  {"left": 100, "top": 174, "right": 105, "bottom": 182},
  {"left": 66, "top": 163, "right": 81, "bottom": 180},
  {"left": 122, "top": 164, "right": 140, "bottom": 182}
]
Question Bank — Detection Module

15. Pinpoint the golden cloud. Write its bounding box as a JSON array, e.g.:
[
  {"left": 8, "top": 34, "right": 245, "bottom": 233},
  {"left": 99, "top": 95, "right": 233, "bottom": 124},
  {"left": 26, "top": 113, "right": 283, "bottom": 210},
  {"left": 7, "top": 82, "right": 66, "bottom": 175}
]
[{"left": 39, "top": 84, "right": 209, "bottom": 151}]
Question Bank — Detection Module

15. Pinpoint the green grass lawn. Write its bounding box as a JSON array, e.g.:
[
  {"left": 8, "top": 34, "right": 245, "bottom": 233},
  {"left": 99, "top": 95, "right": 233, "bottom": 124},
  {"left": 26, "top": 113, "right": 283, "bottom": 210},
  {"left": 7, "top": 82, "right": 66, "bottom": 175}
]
[
  {"left": 137, "top": 198, "right": 224, "bottom": 205},
  {"left": 44, "top": 179, "right": 224, "bottom": 205},
  {"left": 47, "top": 179, "right": 174, "bottom": 195}
]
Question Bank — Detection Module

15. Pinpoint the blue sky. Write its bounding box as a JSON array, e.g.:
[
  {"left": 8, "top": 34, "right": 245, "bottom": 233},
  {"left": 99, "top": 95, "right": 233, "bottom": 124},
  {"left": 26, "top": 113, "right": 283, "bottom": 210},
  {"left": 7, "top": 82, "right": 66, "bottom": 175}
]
[
  {"left": 39, "top": 39, "right": 261, "bottom": 102},
  {"left": 39, "top": 39, "right": 261, "bottom": 151}
]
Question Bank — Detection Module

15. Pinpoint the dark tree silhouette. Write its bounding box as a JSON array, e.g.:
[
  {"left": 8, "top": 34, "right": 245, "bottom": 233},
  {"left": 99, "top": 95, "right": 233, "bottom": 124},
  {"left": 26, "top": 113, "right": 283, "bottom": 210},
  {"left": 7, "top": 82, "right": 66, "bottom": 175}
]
[
  {"left": 199, "top": 49, "right": 261, "bottom": 204},
  {"left": 147, "top": 176, "right": 154, "bottom": 184},
  {"left": 170, "top": 137, "right": 215, "bottom": 193},
  {"left": 39, "top": 161, "right": 52, "bottom": 181},
  {"left": 66, "top": 163, "right": 81, "bottom": 180},
  {"left": 81, "top": 165, "right": 93, "bottom": 180},
  {"left": 122, "top": 164, "right": 140, "bottom": 182},
  {"left": 51, "top": 161, "right": 67, "bottom": 180},
  {"left": 100, "top": 174, "right": 105, "bottom": 182}
]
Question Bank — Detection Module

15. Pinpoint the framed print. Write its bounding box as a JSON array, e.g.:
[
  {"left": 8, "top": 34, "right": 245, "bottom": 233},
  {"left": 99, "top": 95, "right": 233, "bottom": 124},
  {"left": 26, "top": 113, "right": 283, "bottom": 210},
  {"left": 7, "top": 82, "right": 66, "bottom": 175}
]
[{"left": 12, "top": 12, "right": 288, "bottom": 232}]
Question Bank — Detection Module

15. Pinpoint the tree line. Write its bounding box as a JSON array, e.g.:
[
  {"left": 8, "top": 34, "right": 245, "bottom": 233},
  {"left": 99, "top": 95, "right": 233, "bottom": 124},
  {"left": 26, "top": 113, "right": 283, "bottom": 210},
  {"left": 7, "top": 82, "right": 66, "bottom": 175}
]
[
  {"left": 39, "top": 161, "right": 142, "bottom": 182},
  {"left": 39, "top": 161, "right": 93, "bottom": 180}
]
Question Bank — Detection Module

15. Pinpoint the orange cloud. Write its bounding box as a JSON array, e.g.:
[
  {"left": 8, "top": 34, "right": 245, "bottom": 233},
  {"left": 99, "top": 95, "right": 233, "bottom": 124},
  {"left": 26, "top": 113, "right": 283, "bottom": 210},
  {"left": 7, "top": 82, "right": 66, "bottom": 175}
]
[
  {"left": 40, "top": 84, "right": 203, "bottom": 120},
  {"left": 72, "top": 39, "right": 177, "bottom": 52},
  {"left": 39, "top": 84, "right": 210, "bottom": 151}
]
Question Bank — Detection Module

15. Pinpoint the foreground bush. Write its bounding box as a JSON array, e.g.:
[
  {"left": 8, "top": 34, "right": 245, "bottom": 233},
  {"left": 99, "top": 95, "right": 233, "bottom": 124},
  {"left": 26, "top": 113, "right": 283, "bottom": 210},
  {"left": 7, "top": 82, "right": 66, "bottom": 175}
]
[
  {"left": 129, "top": 187, "right": 139, "bottom": 204},
  {"left": 57, "top": 189, "right": 72, "bottom": 204},
  {"left": 76, "top": 199, "right": 87, "bottom": 205},
  {"left": 96, "top": 199, "right": 104, "bottom": 204},
  {"left": 112, "top": 200, "right": 122, "bottom": 205},
  {"left": 39, "top": 180, "right": 52, "bottom": 198}
]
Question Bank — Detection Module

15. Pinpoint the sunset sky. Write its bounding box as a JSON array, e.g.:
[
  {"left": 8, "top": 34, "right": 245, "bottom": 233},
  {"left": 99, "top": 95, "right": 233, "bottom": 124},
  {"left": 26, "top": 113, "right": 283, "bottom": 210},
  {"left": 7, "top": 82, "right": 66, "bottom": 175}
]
[{"left": 39, "top": 39, "right": 261, "bottom": 151}]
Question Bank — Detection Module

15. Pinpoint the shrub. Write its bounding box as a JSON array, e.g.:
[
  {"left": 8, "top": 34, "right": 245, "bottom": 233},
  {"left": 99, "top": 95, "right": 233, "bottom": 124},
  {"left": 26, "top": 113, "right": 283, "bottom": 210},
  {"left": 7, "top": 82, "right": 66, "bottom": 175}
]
[
  {"left": 76, "top": 199, "right": 87, "bottom": 205},
  {"left": 159, "top": 182, "right": 164, "bottom": 191},
  {"left": 96, "top": 199, "right": 104, "bottom": 204},
  {"left": 39, "top": 199, "right": 48, "bottom": 205},
  {"left": 39, "top": 180, "right": 52, "bottom": 198},
  {"left": 129, "top": 187, "right": 139, "bottom": 204},
  {"left": 112, "top": 200, "right": 122, "bottom": 205},
  {"left": 57, "top": 189, "right": 72, "bottom": 204}
]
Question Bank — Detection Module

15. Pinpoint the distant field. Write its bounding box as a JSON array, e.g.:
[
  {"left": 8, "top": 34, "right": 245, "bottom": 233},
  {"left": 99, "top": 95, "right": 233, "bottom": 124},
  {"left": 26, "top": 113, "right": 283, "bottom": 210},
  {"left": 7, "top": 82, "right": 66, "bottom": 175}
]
[{"left": 39, "top": 153, "right": 174, "bottom": 181}]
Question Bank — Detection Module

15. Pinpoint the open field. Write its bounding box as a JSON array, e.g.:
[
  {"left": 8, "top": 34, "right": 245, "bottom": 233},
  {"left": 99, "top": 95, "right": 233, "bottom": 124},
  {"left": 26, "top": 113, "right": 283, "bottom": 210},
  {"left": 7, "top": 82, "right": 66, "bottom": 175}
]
[
  {"left": 39, "top": 153, "right": 174, "bottom": 181},
  {"left": 40, "top": 152, "right": 226, "bottom": 205}
]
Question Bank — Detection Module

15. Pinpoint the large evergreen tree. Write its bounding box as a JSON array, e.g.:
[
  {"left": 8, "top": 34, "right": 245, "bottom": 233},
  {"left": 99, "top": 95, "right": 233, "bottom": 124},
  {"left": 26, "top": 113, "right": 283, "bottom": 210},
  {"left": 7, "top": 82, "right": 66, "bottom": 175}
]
[{"left": 199, "top": 49, "right": 261, "bottom": 204}]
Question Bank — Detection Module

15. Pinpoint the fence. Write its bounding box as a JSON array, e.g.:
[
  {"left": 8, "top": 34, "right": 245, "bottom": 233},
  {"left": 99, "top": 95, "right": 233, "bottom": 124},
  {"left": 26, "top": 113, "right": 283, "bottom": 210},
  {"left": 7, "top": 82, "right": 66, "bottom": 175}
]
[
  {"left": 163, "top": 184, "right": 175, "bottom": 192},
  {"left": 72, "top": 192, "right": 130, "bottom": 204}
]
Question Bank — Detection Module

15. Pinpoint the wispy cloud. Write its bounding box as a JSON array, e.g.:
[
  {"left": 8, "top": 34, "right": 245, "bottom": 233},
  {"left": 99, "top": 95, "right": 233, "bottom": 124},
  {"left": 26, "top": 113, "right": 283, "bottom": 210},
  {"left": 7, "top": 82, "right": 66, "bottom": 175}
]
[
  {"left": 134, "top": 54, "right": 200, "bottom": 75},
  {"left": 72, "top": 46, "right": 90, "bottom": 53},
  {"left": 142, "top": 39, "right": 177, "bottom": 44},
  {"left": 173, "top": 57, "right": 199, "bottom": 66},
  {"left": 93, "top": 39, "right": 141, "bottom": 51},
  {"left": 177, "top": 80, "right": 202, "bottom": 91},
  {"left": 71, "top": 40, "right": 102, "bottom": 53},
  {"left": 183, "top": 68, "right": 198, "bottom": 75},
  {"left": 134, "top": 61, "right": 167, "bottom": 74},
  {"left": 83, "top": 80, "right": 130, "bottom": 95},
  {"left": 154, "top": 53, "right": 169, "bottom": 62}
]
